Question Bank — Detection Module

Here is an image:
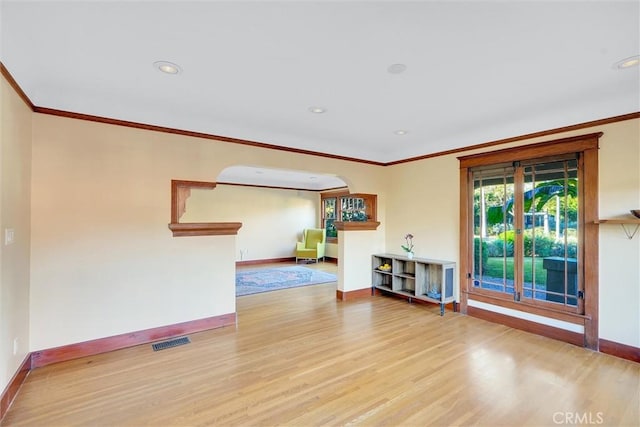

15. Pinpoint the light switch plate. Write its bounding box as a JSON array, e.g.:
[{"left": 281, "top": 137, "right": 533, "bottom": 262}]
[{"left": 5, "top": 228, "right": 15, "bottom": 245}]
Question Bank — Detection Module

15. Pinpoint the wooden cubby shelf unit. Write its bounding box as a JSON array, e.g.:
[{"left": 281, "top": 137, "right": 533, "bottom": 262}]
[{"left": 372, "top": 253, "right": 457, "bottom": 316}]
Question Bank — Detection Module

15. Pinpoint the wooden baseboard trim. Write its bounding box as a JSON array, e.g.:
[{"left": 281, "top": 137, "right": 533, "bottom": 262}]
[
  {"left": 31, "top": 313, "right": 236, "bottom": 368},
  {"left": 236, "top": 257, "right": 338, "bottom": 266},
  {"left": 236, "top": 257, "right": 295, "bottom": 266},
  {"left": 599, "top": 339, "right": 640, "bottom": 363},
  {"left": 467, "top": 306, "right": 584, "bottom": 347},
  {"left": 336, "top": 288, "right": 372, "bottom": 300},
  {"left": 0, "top": 354, "right": 32, "bottom": 421}
]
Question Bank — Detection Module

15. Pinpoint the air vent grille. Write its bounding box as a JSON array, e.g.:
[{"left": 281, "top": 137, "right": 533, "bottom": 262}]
[{"left": 152, "top": 336, "right": 190, "bottom": 351}]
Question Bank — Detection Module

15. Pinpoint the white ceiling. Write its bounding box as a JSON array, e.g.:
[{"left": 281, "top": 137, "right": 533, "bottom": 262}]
[
  {"left": 1, "top": 1, "right": 638, "bottom": 170},
  {"left": 218, "top": 165, "right": 347, "bottom": 191}
]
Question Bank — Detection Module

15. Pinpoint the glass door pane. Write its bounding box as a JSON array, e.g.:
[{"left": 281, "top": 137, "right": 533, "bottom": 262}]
[
  {"left": 521, "top": 159, "right": 579, "bottom": 307},
  {"left": 472, "top": 166, "right": 516, "bottom": 297}
]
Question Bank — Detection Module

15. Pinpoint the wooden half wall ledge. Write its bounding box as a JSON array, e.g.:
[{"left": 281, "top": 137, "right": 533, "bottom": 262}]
[
  {"left": 334, "top": 221, "right": 380, "bottom": 231},
  {"left": 168, "top": 222, "right": 243, "bottom": 237},
  {"left": 30, "top": 313, "right": 236, "bottom": 369}
]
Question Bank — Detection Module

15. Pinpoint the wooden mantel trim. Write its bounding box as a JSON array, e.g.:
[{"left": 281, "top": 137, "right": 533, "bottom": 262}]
[
  {"left": 334, "top": 221, "right": 381, "bottom": 231},
  {"left": 168, "top": 222, "right": 243, "bottom": 237}
]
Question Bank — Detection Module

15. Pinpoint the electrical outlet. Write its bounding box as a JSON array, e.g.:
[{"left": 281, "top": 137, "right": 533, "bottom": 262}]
[{"left": 5, "top": 228, "right": 15, "bottom": 245}]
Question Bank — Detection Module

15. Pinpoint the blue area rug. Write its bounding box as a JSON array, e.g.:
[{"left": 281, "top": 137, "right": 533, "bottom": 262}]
[{"left": 236, "top": 266, "right": 337, "bottom": 296}]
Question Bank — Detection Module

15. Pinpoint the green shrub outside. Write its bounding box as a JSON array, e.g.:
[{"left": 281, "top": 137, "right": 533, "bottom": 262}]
[
  {"left": 474, "top": 237, "right": 489, "bottom": 273},
  {"left": 485, "top": 238, "right": 514, "bottom": 257},
  {"left": 491, "top": 228, "right": 577, "bottom": 258}
]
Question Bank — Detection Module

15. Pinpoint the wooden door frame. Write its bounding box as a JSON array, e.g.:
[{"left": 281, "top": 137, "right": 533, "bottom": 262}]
[{"left": 458, "top": 133, "right": 601, "bottom": 349}]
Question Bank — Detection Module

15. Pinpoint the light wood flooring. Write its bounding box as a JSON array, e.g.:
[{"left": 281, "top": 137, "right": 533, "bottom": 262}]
[{"left": 2, "top": 262, "right": 639, "bottom": 426}]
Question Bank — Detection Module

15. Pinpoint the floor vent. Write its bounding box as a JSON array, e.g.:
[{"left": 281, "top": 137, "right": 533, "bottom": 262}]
[{"left": 152, "top": 336, "right": 191, "bottom": 351}]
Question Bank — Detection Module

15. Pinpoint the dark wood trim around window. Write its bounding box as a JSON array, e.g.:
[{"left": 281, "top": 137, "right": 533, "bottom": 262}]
[
  {"left": 458, "top": 133, "right": 602, "bottom": 169},
  {"left": 322, "top": 192, "right": 380, "bottom": 237},
  {"left": 321, "top": 190, "right": 349, "bottom": 242},
  {"left": 458, "top": 132, "right": 601, "bottom": 349},
  {"left": 581, "top": 145, "right": 599, "bottom": 348}
]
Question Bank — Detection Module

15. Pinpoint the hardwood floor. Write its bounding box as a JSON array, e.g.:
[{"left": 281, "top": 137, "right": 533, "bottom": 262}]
[{"left": 2, "top": 262, "right": 638, "bottom": 426}]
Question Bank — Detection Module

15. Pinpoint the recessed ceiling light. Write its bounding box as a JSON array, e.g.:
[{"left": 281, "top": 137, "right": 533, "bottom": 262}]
[
  {"left": 153, "top": 61, "right": 182, "bottom": 75},
  {"left": 308, "top": 107, "right": 326, "bottom": 114},
  {"left": 394, "top": 130, "right": 408, "bottom": 135},
  {"left": 613, "top": 55, "right": 640, "bottom": 69},
  {"left": 388, "top": 63, "right": 407, "bottom": 74}
]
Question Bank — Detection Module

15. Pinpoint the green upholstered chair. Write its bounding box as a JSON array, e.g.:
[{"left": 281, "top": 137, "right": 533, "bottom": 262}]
[{"left": 295, "top": 228, "right": 326, "bottom": 263}]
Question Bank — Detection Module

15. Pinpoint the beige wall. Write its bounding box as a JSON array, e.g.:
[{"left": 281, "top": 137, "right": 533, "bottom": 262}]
[
  {"left": 338, "top": 229, "right": 385, "bottom": 292},
  {"left": 0, "top": 76, "right": 32, "bottom": 392},
  {"left": 385, "top": 119, "right": 640, "bottom": 347},
  {"left": 29, "top": 113, "right": 387, "bottom": 351},
  {"left": 182, "top": 185, "right": 319, "bottom": 261},
  {"left": 1, "top": 71, "right": 638, "bottom": 395},
  {"left": 325, "top": 242, "right": 339, "bottom": 259},
  {"left": 597, "top": 121, "right": 640, "bottom": 346}
]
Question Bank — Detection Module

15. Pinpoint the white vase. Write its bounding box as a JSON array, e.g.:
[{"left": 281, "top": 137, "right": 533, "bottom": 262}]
[{"left": 407, "top": 252, "right": 414, "bottom": 259}]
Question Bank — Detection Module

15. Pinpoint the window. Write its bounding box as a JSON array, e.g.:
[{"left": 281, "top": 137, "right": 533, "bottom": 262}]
[
  {"left": 459, "top": 133, "right": 601, "bottom": 348},
  {"left": 321, "top": 191, "right": 348, "bottom": 241},
  {"left": 471, "top": 156, "right": 582, "bottom": 312},
  {"left": 321, "top": 191, "right": 378, "bottom": 241}
]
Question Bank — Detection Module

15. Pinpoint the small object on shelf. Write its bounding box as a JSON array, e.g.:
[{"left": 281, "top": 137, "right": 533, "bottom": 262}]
[
  {"left": 631, "top": 209, "right": 640, "bottom": 219},
  {"left": 426, "top": 291, "right": 441, "bottom": 300},
  {"left": 401, "top": 233, "right": 414, "bottom": 259},
  {"left": 377, "top": 263, "right": 392, "bottom": 272}
]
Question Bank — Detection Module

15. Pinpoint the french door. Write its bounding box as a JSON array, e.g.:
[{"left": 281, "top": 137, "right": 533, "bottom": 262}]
[
  {"left": 458, "top": 133, "right": 601, "bottom": 348},
  {"left": 470, "top": 155, "right": 583, "bottom": 314}
]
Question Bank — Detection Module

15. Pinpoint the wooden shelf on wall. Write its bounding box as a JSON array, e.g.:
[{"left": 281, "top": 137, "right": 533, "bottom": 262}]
[
  {"left": 594, "top": 218, "right": 640, "bottom": 224},
  {"left": 594, "top": 217, "right": 640, "bottom": 239}
]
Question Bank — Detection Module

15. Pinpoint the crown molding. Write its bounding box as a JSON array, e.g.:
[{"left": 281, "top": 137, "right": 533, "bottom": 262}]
[
  {"left": 2, "top": 61, "right": 638, "bottom": 167},
  {"left": 33, "top": 106, "right": 385, "bottom": 166},
  {"left": 0, "top": 62, "right": 35, "bottom": 110},
  {"left": 386, "top": 112, "right": 640, "bottom": 166}
]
